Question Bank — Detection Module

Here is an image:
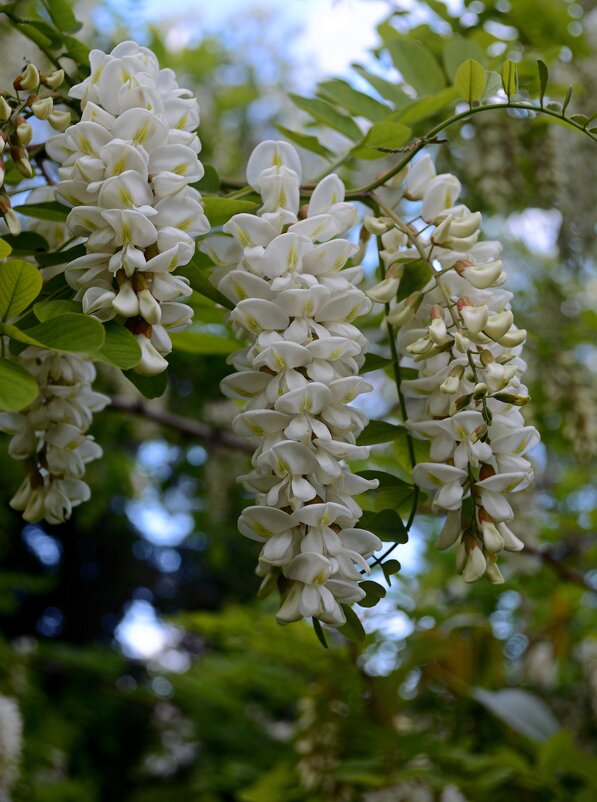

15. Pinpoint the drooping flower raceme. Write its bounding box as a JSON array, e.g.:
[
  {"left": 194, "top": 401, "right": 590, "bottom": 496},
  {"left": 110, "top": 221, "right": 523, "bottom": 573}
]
[
  {"left": 0, "top": 348, "right": 109, "bottom": 523},
  {"left": 203, "top": 140, "right": 382, "bottom": 627},
  {"left": 47, "top": 41, "right": 209, "bottom": 375},
  {"left": 367, "top": 154, "right": 539, "bottom": 584}
]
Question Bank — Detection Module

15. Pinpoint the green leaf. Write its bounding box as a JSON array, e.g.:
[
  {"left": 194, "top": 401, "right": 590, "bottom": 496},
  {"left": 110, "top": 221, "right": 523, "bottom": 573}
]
[
  {"left": 386, "top": 39, "right": 446, "bottom": 96},
  {"left": 64, "top": 35, "right": 90, "bottom": 67},
  {"left": 562, "top": 87, "right": 573, "bottom": 116},
  {"left": 19, "top": 313, "right": 105, "bottom": 353},
  {"left": 35, "top": 244, "right": 86, "bottom": 267},
  {"left": 33, "top": 299, "right": 81, "bottom": 321},
  {"left": 351, "top": 64, "right": 411, "bottom": 108},
  {"left": 202, "top": 197, "right": 258, "bottom": 227},
  {"left": 16, "top": 21, "right": 53, "bottom": 50},
  {"left": 338, "top": 604, "right": 366, "bottom": 643},
  {"left": 178, "top": 257, "right": 234, "bottom": 310},
  {"left": 312, "top": 618, "right": 329, "bottom": 649},
  {"left": 317, "top": 78, "right": 391, "bottom": 122},
  {"left": 358, "top": 470, "right": 411, "bottom": 488},
  {"left": 124, "top": 369, "right": 168, "bottom": 399},
  {"left": 358, "top": 469, "right": 414, "bottom": 513},
  {"left": 483, "top": 71, "right": 502, "bottom": 100},
  {"left": 13, "top": 201, "right": 69, "bottom": 222},
  {"left": 351, "top": 122, "right": 411, "bottom": 160},
  {"left": 537, "top": 59, "right": 549, "bottom": 107},
  {"left": 0, "top": 260, "right": 43, "bottom": 320},
  {"left": 359, "top": 509, "right": 408, "bottom": 543},
  {"left": 289, "top": 94, "right": 362, "bottom": 141},
  {"left": 443, "top": 38, "right": 486, "bottom": 81},
  {"left": 359, "top": 580, "right": 386, "bottom": 599},
  {"left": 357, "top": 419, "right": 405, "bottom": 446},
  {"left": 362, "top": 352, "right": 391, "bottom": 373},
  {"left": 501, "top": 60, "right": 519, "bottom": 99},
  {"left": 170, "top": 330, "right": 239, "bottom": 355},
  {"left": 194, "top": 164, "right": 221, "bottom": 194},
  {"left": 473, "top": 688, "right": 560, "bottom": 743},
  {"left": 1, "top": 232, "right": 49, "bottom": 258},
  {"left": 392, "top": 87, "right": 459, "bottom": 127},
  {"left": 95, "top": 323, "right": 141, "bottom": 370},
  {"left": 42, "top": 0, "right": 82, "bottom": 32},
  {"left": 454, "top": 59, "right": 487, "bottom": 104},
  {"left": 0, "top": 238, "right": 11, "bottom": 259},
  {"left": 382, "top": 559, "right": 401, "bottom": 584},
  {"left": 0, "top": 358, "right": 38, "bottom": 412},
  {"left": 275, "top": 126, "right": 335, "bottom": 159},
  {"left": 397, "top": 259, "right": 434, "bottom": 301}
]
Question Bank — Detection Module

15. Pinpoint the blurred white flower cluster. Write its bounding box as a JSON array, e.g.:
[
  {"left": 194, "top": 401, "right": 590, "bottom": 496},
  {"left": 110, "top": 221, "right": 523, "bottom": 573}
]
[
  {"left": 367, "top": 154, "right": 539, "bottom": 584},
  {"left": 48, "top": 41, "right": 209, "bottom": 375},
  {"left": 0, "top": 349, "right": 108, "bottom": 523},
  {"left": 203, "top": 140, "right": 381, "bottom": 627},
  {"left": 0, "top": 694, "right": 22, "bottom": 801}
]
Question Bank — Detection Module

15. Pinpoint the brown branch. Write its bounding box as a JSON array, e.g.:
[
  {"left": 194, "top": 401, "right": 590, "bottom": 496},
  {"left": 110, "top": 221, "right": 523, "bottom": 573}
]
[
  {"left": 108, "top": 396, "right": 253, "bottom": 453},
  {"left": 523, "top": 544, "right": 596, "bottom": 594}
]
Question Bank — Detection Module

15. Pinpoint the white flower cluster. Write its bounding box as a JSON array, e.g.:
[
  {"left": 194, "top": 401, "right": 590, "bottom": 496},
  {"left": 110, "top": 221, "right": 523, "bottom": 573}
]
[
  {"left": 0, "top": 349, "right": 108, "bottom": 523},
  {"left": 47, "top": 41, "right": 209, "bottom": 375},
  {"left": 367, "top": 154, "right": 539, "bottom": 584},
  {"left": 203, "top": 140, "right": 382, "bottom": 627}
]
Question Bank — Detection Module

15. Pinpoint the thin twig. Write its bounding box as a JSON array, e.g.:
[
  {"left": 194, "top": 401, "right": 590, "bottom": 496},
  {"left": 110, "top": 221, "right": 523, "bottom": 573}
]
[
  {"left": 108, "top": 396, "right": 253, "bottom": 453},
  {"left": 523, "top": 544, "right": 597, "bottom": 595}
]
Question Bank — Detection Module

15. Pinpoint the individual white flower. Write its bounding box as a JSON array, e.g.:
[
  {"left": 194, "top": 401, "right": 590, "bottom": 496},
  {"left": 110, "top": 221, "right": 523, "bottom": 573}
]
[
  {"left": 0, "top": 349, "right": 109, "bottom": 524},
  {"left": 208, "top": 141, "right": 381, "bottom": 628},
  {"left": 47, "top": 41, "right": 209, "bottom": 375}
]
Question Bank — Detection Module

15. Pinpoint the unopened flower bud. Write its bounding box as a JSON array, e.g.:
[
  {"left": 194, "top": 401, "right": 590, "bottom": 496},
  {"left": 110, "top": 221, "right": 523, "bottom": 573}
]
[
  {"left": 497, "top": 329, "right": 527, "bottom": 348},
  {"left": 31, "top": 96, "right": 53, "bottom": 119},
  {"left": 367, "top": 276, "right": 400, "bottom": 303},
  {"left": 42, "top": 69, "right": 64, "bottom": 89},
  {"left": 456, "top": 259, "right": 503, "bottom": 289},
  {"left": 453, "top": 331, "right": 470, "bottom": 353},
  {"left": 472, "top": 382, "right": 487, "bottom": 399},
  {"left": 0, "top": 96, "right": 11, "bottom": 122},
  {"left": 484, "top": 310, "right": 513, "bottom": 340},
  {"left": 440, "top": 365, "right": 464, "bottom": 394},
  {"left": 15, "top": 63, "right": 40, "bottom": 91},
  {"left": 429, "top": 317, "right": 451, "bottom": 346},
  {"left": 2, "top": 206, "right": 21, "bottom": 235},
  {"left": 16, "top": 122, "right": 33, "bottom": 146},
  {"left": 492, "top": 392, "right": 529, "bottom": 407},
  {"left": 484, "top": 552, "right": 505, "bottom": 584},
  {"left": 364, "top": 215, "right": 390, "bottom": 235},
  {"left": 48, "top": 110, "right": 71, "bottom": 131},
  {"left": 15, "top": 156, "right": 34, "bottom": 178}
]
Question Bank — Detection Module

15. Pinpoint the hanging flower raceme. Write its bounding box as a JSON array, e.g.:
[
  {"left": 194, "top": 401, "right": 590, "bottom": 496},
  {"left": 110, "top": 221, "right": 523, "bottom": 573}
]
[
  {"left": 0, "top": 349, "right": 109, "bottom": 524},
  {"left": 46, "top": 41, "right": 209, "bottom": 375},
  {"left": 366, "top": 154, "right": 539, "bottom": 584},
  {"left": 202, "top": 140, "right": 381, "bottom": 628}
]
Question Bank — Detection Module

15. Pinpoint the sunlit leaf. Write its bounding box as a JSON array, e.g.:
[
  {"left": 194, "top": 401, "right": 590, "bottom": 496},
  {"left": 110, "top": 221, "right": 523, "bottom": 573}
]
[
  {"left": 289, "top": 94, "right": 363, "bottom": 141},
  {"left": 0, "top": 358, "right": 38, "bottom": 412},
  {"left": 0, "top": 259, "right": 43, "bottom": 320},
  {"left": 386, "top": 39, "right": 446, "bottom": 96},
  {"left": 454, "top": 59, "right": 487, "bottom": 104}
]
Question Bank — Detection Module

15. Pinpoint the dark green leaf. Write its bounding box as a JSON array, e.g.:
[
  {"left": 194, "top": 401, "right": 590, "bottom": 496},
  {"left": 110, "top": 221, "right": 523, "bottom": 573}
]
[
  {"left": 0, "top": 260, "right": 43, "bottom": 320},
  {"left": 338, "top": 604, "right": 366, "bottom": 643},
  {"left": 202, "top": 197, "right": 258, "bottom": 227},
  {"left": 362, "top": 352, "right": 391, "bottom": 373},
  {"left": 537, "top": 60, "right": 549, "bottom": 107},
  {"left": 360, "top": 509, "right": 408, "bottom": 543},
  {"left": 317, "top": 78, "right": 391, "bottom": 122},
  {"left": 357, "top": 419, "right": 405, "bottom": 446},
  {"left": 382, "top": 559, "right": 401, "bottom": 584},
  {"left": 0, "top": 358, "right": 38, "bottom": 412},
  {"left": 22, "top": 313, "right": 105, "bottom": 353},
  {"left": 178, "top": 258, "right": 234, "bottom": 310},
  {"left": 13, "top": 201, "right": 69, "bottom": 222},
  {"left": 194, "top": 165, "right": 221, "bottom": 194},
  {"left": 397, "top": 259, "right": 434, "bottom": 301},
  {"left": 64, "top": 35, "right": 90, "bottom": 67},
  {"left": 386, "top": 39, "right": 446, "bottom": 96},
  {"left": 95, "top": 323, "right": 142, "bottom": 370},
  {"left": 35, "top": 244, "right": 86, "bottom": 267},
  {"left": 124, "top": 369, "right": 168, "bottom": 399},
  {"left": 312, "top": 618, "right": 329, "bottom": 649},
  {"left": 1, "top": 232, "right": 48, "bottom": 258},
  {"left": 33, "top": 299, "right": 80, "bottom": 321},
  {"left": 289, "top": 94, "right": 362, "bottom": 141},
  {"left": 16, "top": 21, "right": 53, "bottom": 50},
  {"left": 275, "top": 126, "right": 335, "bottom": 159},
  {"left": 357, "top": 581, "right": 387, "bottom": 609}
]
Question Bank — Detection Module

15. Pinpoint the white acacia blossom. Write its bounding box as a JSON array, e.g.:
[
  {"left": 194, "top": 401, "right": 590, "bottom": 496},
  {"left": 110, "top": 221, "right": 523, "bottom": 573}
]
[
  {"left": 202, "top": 140, "right": 381, "bottom": 627},
  {"left": 47, "top": 41, "right": 209, "bottom": 375},
  {"left": 0, "top": 349, "right": 109, "bottom": 524},
  {"left": 367, "top": 154, "right": 539, "bottom": 584}
]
